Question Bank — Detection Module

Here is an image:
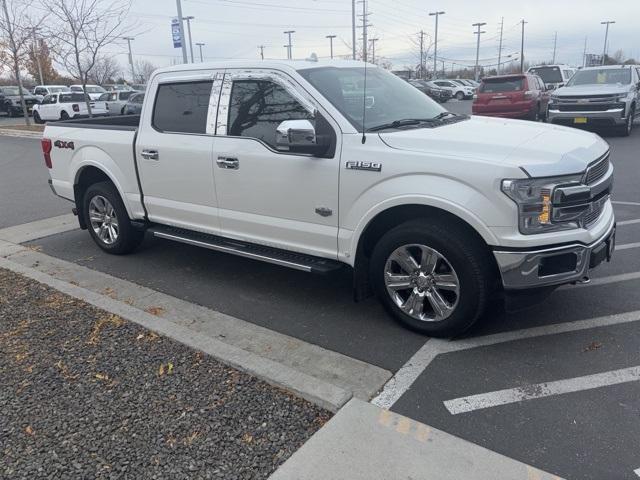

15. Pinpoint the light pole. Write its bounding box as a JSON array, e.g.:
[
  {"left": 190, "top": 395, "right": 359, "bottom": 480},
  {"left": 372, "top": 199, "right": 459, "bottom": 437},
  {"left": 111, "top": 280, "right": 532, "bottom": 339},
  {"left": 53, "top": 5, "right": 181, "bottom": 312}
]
[
  {"left": 369, "top": 37, "right": 378, "bottom": 63},
  {"left": 122, "top": 36, "right": 135, "bottom": 82},
  {"left": 429, "top": 11, "right": 445, "bottom": 80},
  {"left": 284, "top": 30, "right": 295, "bottom": 59},
  {"left": 258, "top": 45, "right": 265, "bottom": 60},
  {"left": 326, "top": 34, "right": 336, "bottom": 59},
  {"left": 184, "top": 16, "right": 195, "bottom": 63},
  {"left": 175, "top": 0, "right": 188, "bottom": 63},
  {"left": 601, "top": 20, "right": 615, "bottom": 65},
  {"left": 31, "top": 28, "right": 43, "bottom": 85},
  {"left": 196, "top": 42, "right": 205, "bottom": 62},
  {"left": 520, "top": 19, "right": 527, "bottom": 72},
  {"left": 351, "top": 0, "right": 356, "bottom": 60},
  {"left": 472, "top": 22, "right": 486, "bottom": 81}
]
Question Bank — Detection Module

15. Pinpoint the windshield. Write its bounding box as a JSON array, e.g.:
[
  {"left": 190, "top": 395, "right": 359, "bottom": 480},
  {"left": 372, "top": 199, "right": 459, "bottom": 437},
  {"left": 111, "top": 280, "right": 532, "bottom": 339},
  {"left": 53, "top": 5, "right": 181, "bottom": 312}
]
[
  {"left": 298, "top": 67, "right": 444, "bottom": 132},
  {"left": 528, "top": 66, "right": 563, "bottom": 84},
  {"left": 2, "top": 87, "right": 29, "bottom": 96},
  {"left": 567, "top": 68, "right": 631, "bottom": 86},
  {"left": 480, "top": 77, "right": 525, "bottom": 93},
  {"left": 85, "top": 86, "right": 107, "bottom": 94}
]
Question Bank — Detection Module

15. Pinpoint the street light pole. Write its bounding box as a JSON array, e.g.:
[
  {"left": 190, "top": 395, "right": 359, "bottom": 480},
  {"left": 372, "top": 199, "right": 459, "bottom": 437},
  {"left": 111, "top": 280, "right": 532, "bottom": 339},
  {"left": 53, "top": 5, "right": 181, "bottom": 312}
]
[
  {"left": 600, "top": 20, "right": 615, "bottom": 65},
  {"left": 175, "top": 0, "right": 188, "bottom": 63},
  {"left": 122, "top": 36, "right": 135, "bottom": 82},
  {"left": 184, "top": 16, "right": 195, "bottom": 63},
  {"left": 284, "top": 30, "right": 295, "bottom": 59},
  {"left": 196, "top": 42, "right": 205, "bottom": 62},
  {"left": 370, "top": 37, "right": 378, "bottom": 64},
  {"left": 326, "top": 34, "right": 336, "bottom": 59},
  {"left": 429, "top": 11, "right": 445, "bottom": 80},
  {"left": 519, "top": 19, "right": 528, "bottom": 72},
  {"left": 472, "top": 22, "right": 486, "bottom": 81},
  {"left": 351, "top": 0, "right": 356, "bottom": 60},
  {"left": 258, "top": 45, "right": 265, "bottom": 60}
]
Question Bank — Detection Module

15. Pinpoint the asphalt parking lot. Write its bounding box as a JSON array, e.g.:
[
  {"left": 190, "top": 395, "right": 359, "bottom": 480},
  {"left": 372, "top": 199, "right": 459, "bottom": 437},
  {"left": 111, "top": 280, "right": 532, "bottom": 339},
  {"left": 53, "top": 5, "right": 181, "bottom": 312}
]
[{"left": 3, "top": 101, "right": 640, "bottom": 479}]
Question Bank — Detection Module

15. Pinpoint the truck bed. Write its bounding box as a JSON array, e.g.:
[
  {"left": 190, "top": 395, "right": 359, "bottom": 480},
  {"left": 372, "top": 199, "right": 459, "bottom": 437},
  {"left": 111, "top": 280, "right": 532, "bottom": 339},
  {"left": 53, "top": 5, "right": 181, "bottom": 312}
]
[{"left": 50, "top": 115, "right": 140, "bottom": 131}]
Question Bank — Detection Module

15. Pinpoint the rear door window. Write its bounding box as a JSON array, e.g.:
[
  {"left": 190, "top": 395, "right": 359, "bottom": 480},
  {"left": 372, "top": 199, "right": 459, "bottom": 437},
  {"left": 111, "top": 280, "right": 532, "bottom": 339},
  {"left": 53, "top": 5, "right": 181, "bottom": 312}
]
[
  {"left": 480, "top": 78, "right": 524, "bottom": 93},
  {"left": 152, "top": 81, "right": 212, "bottom": 134}
]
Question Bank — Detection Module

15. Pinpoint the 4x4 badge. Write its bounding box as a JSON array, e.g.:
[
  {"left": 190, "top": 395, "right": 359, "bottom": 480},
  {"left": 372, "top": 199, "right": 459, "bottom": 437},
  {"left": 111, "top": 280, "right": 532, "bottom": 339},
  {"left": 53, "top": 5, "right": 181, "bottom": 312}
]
[{"left": 346, "top": 161, "right": 382, "bottom": 172}]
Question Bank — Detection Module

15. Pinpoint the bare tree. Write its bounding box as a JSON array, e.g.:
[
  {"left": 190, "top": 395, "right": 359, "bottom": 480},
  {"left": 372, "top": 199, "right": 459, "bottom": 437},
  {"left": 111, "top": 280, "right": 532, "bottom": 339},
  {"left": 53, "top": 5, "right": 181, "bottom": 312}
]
[
  {"left": 408, "top": 31, "right": 433, "bottom": 79},
  {"left": 0, "top": 0, "right": 43, "bottom": 125},
  {"left": 44, "top": 0, "right": 133, "bottom": 116},
  {"left": 88, "top": 54, "right": 120, "bottom": 84},
  {"left": 133, "top": 58, "right": 155, "bottom": 84}
]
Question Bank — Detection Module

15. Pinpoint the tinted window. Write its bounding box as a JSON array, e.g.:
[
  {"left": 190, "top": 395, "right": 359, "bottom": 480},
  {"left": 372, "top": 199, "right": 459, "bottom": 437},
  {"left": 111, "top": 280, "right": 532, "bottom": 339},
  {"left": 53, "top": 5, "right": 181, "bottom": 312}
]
[
  {"left": 528, "top": 66, "right": 563, "bottom": 84},
  {"left": 98, "top": 93, "right": 111, "bottom": 101},
  {"left": 59, "top": 93, "right": 89, "bottom": 103},
  {"left": 153, "top": 81, "right": 212, "bottom": 134},
  {"left": 227, "top": 80, "right": 313, "bottom": 148},
  {"left": 480, "top": 78, "right": 525, "bottom": 93}
]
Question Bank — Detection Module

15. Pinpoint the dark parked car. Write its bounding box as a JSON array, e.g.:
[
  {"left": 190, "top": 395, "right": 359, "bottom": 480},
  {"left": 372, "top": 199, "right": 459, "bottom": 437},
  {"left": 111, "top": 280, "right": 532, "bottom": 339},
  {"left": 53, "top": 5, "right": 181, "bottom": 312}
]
[
  {"left": 123, "top": 92, "right": 144, "bottom": 115},
  {"left": 472, "top": 74, "right": 550, "bottom": 121},
  {"left": 407, "top": 79, "right": 452, "bottom": 103},
  {"left": 0, "top": 86, "right": 40, "bottom": 117}
]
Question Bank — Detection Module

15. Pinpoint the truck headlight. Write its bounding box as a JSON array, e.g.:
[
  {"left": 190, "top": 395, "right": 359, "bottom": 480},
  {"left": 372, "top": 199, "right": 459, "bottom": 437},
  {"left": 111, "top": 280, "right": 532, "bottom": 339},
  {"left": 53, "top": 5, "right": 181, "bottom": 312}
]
[{"left": 501, "top": 175, "right": 583, "bottom": 234}]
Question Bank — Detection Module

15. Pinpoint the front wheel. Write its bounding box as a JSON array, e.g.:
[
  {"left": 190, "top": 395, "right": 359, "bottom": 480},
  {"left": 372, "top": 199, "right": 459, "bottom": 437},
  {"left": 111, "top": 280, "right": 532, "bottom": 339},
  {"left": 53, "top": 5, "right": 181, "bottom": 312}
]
[
  {"left": 83, "top": 181, "right": 144, "bottom": 255},
  {"left": 370, "top": 219, "right": 495, "bottom": 337},
  {"left": 619, "top": 106, "right": 634, "bottom": 137}
]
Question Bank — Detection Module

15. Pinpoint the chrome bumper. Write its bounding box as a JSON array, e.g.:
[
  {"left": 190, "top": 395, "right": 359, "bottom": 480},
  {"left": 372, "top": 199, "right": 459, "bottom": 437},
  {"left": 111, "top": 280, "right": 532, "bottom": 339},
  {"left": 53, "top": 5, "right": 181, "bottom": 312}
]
[
  {"left": 494, "top": 223, "right": 616, "bottom": 290},
  {"left": 547, "top": 108, "right": 626, "bottom": 126}
]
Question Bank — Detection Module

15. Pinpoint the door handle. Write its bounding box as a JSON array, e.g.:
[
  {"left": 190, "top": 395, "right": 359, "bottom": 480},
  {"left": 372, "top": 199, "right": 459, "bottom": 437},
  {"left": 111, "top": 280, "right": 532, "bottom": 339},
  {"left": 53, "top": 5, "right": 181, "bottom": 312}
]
[
  {"left": 216, "top": 157, "right": 239, "bottom": 170},
  {"left": 141, "top": 149, "right": 159, "bottom": 160}
]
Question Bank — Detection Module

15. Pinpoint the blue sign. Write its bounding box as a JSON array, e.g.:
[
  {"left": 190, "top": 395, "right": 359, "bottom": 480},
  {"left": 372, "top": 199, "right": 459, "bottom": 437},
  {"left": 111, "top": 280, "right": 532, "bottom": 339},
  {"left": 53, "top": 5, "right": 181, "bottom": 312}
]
[{"left": 171, "top": 18, "right": 181, "bottom": 48}]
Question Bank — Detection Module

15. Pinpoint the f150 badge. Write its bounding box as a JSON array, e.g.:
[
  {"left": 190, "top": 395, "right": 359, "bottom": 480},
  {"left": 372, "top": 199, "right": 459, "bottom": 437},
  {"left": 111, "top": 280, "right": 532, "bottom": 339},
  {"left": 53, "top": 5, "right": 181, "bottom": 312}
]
[
  {"left": 345, "top": 161, "right": 382, "bottom": 172},
  {"left": 54, "top": 140, "right": 75, "bottom": 150}
]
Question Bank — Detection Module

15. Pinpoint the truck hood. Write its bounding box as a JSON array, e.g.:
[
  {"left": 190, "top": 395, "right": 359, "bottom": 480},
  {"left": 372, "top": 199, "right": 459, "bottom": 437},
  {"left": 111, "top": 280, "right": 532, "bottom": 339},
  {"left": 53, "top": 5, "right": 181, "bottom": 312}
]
[
  {"left": 378, "top": 116, "right": 609, "bottom": 177},
  {"left": 554, "top": 83, "right": 631, "bottom": 97}
]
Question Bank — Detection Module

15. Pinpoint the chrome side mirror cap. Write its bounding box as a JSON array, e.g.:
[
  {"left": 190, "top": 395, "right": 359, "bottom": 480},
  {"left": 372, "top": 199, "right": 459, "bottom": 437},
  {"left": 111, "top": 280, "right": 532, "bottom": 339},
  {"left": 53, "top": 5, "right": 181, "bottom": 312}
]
[{"left": 276, "top": 119, "right": 317, "bottom": 149}]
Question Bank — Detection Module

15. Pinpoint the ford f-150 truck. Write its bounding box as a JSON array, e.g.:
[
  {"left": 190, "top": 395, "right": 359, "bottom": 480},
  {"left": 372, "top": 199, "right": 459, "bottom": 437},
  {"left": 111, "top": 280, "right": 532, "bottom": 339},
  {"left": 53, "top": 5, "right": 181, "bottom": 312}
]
[{"left": 42, "top": 60, "right": 616, "bottom": 337}]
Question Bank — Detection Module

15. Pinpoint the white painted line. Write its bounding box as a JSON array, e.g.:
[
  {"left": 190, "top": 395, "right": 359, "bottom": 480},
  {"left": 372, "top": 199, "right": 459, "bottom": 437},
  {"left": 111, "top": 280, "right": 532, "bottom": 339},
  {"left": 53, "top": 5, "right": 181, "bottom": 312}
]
[
  {"left": 633, "top": 467, "right": 640, "bottom": 477},
  {"left": 443, "top": 309, "right": 640, "bottom": 352},
  {"left": 613, "top": 201, "right": 640, "bottom": 207},
  {"left": 444, "top": 365, "right": 640, "bottom": 415},
  {"left": 370, "top": 339, "right": 449, "bottom": 409},
  {"left": 571, "top": 271, "right": 640, "bottom": 288},
  {"left": 618, "top": 218, "right": 640, "bottom": 227},
  {"left": 616, "top": 242, "right": 640, "bottom": 251}
]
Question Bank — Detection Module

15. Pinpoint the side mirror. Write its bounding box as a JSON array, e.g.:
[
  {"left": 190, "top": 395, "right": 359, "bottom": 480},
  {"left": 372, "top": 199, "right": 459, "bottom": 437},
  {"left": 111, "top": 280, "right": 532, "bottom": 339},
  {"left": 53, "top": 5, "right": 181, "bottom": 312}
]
[{"left": 276, "top": 119, "right": 329, "bottom": 156}]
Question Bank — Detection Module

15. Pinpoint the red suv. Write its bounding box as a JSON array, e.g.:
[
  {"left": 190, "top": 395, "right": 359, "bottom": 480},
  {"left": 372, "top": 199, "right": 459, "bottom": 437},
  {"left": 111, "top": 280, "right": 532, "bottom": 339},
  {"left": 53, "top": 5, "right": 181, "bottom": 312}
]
[{"left": 472, "top": 74, "right": 550, "bottom": 121}]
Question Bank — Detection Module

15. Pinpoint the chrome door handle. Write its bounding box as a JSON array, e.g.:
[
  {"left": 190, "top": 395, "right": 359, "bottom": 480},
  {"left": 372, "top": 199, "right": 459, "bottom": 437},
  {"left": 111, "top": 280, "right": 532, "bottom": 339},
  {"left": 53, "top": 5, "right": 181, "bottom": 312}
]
[
  {"left": 141, "top": 149, "right": 159, "bottom": 160},
  {"left": 216, "top": 157, "right": 239, "bottom": 170}
]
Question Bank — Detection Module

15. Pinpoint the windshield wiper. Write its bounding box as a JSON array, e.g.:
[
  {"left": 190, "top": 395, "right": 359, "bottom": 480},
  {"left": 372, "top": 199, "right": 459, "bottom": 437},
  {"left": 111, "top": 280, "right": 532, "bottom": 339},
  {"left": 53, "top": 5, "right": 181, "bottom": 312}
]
[
  {"left": 367, "top": 118, "right": 436, "bottom": 132},
  {"left": 431, "top": 111, "right": 458, "bottom": 120}
]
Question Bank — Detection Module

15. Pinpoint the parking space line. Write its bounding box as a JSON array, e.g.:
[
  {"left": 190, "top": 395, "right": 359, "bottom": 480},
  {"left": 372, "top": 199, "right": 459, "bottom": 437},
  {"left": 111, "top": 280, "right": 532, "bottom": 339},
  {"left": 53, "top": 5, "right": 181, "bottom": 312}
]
[
  {"left": 370, "top": 339, "right": 449, "bottom": 409},
  {"left": 613, "top": 201, "right": 640, "bottom": 207},
  {"left": 618, "top": 219, "right": 640, "bottom": 226},
  {"left": 634, "top": 467, "right": 640, "bottom": 477},
  {"left": 616, "top": 242, "right": 640, "bottom": 251},
  {"left": 444, "top": 365, "right": 640, "bottom": 415}
]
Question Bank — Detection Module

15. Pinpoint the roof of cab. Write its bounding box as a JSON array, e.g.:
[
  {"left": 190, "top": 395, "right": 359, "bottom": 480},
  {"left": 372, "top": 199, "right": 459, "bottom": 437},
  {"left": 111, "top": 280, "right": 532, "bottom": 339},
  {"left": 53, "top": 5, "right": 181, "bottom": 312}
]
[{"left": 154, "top": 59, "right": 371, "bottom": 76}]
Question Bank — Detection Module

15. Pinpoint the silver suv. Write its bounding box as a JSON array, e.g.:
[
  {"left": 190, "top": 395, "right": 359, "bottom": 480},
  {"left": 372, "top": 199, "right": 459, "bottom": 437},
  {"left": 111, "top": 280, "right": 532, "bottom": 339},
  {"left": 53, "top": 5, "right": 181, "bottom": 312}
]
[{"left": 547, "top": 65, "right": 640, "bottom": 136}]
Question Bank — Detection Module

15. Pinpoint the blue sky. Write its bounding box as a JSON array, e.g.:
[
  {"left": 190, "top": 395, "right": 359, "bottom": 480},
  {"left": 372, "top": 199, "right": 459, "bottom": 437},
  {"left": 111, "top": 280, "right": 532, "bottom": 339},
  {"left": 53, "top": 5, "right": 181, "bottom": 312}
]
[{"left": 106, "top": 0, "right": 638, "bottom": 75}]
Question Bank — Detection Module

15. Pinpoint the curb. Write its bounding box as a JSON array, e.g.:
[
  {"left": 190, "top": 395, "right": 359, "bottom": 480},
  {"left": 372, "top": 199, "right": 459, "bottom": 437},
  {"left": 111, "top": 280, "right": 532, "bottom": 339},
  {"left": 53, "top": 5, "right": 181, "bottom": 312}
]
[{"left": 0, "top": 128, "right": 43, "bottom": 139}]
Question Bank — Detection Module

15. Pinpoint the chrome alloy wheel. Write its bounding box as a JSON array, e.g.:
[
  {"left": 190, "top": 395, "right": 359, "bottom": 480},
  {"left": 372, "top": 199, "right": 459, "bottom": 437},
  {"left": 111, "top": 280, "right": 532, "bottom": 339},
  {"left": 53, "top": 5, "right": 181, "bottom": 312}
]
[
  {"left": 89, "top": 195, "right": 119, "bottom": 245},
  {"left": 384, "top": 244, "right": 460, "bottom": 322}
]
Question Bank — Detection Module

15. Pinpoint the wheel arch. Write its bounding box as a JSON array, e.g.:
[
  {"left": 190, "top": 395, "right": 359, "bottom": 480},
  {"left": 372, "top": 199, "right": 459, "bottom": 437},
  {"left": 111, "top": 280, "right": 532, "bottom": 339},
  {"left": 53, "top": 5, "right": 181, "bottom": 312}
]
[
  {"left": 73, "top": 165, "right": 129, "bottom": 229},
  {"left": 350, "top": 202, "right": 499, "bottom": 301}
]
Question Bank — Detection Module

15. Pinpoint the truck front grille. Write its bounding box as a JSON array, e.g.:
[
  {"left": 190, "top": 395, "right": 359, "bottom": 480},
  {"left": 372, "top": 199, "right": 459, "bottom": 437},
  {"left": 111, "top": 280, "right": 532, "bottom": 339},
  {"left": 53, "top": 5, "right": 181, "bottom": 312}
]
[{"left": 584, "top": 154, "right": 610, "bottom": 185}]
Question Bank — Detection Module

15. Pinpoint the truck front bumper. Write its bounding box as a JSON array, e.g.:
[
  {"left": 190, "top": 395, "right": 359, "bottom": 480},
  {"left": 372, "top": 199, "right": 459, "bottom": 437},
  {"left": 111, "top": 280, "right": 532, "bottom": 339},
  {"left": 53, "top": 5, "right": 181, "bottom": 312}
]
[
  {"left": 493, "top": 222, "right": 616, "bottom": 290},
  {"left": 547, "top": 107, "right": 627, "bottom": 127}
]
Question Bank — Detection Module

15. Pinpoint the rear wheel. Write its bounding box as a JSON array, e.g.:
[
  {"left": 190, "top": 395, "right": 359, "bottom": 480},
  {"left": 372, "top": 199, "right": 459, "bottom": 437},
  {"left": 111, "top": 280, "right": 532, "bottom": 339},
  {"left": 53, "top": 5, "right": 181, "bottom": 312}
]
[
  {"left": 455, "top": 91, "right": 465, "bottom": 101},
  {"left": 33, "top": 111, "right": 43, "bottom": 124},
  {"left": 83, "top": 181, "right": 144, "bottom": 255},
  {"left": 60, "top": 110, "right": 70, "bottom": 120},
  {"left": 370, "top": 219, "right": 494, "bottom": 337}
]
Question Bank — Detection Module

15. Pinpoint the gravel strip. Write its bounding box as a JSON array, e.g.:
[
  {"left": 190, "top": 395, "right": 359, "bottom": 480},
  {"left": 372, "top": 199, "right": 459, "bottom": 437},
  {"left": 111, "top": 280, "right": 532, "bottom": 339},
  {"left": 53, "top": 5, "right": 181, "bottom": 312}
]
[{"left": 0, "top": 268, "right": 330, "bottom": 479}]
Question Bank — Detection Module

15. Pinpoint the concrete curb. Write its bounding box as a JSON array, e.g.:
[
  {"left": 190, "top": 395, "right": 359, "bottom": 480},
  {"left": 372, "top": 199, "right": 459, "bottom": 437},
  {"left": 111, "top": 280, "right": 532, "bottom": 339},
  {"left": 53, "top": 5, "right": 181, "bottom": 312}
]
[
  {"left": 0, "top": 217, "right": 392, "bottom": 412},
  {"left": 0, "top": 128, "right": 43, "bottom": 139}
]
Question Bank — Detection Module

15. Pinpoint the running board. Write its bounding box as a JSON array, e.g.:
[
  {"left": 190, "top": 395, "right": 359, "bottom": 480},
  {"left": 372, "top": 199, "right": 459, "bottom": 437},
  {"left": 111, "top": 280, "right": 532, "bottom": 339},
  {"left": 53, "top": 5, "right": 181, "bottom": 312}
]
[{"left": 148, "top": 225, "right": 344, "bottom": 274}]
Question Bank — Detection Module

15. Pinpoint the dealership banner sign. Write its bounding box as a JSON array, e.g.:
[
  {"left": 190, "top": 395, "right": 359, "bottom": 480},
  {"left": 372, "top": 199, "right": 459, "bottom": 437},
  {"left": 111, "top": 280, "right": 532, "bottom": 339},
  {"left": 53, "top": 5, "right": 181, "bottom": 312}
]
[{"left": 171, "top": 18, "right": 181, "bottom": 48}]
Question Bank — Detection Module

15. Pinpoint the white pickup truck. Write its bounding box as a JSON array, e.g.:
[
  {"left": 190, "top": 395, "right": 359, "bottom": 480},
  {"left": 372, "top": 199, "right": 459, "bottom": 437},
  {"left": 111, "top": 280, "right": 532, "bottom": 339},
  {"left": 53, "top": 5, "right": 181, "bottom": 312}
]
[{"left": 42, "top": 60, "right": 616, "bottom": 337}]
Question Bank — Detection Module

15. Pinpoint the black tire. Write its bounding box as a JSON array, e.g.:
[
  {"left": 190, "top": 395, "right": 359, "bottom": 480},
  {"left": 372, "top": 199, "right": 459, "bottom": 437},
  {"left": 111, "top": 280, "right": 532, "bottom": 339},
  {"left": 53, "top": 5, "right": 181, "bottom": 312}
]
[
  {"left": 83, "top": 181, "right": 144, "bottom": 255},
  {"left": 33, "top": 111, "right": 43, "bottom": 124},
  {"left": 370, "top": 218, "right": 495, "bottom": 337},
  {"left": 619, "top": 105, "right": 634, "bottom": 137},
  {"left": 60, "top": 110, "right": 70, "bottom": 120},
  {"left": 455, "top": 91, "right": 465, "bottom": 101}
]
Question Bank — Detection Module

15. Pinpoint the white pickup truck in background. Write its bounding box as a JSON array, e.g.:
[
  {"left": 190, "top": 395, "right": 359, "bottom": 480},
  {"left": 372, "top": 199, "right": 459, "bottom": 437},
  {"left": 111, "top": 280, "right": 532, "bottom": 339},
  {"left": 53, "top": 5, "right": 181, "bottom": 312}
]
[{"left": 42, "top": 60, "right": 616, "bottom": 337}]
